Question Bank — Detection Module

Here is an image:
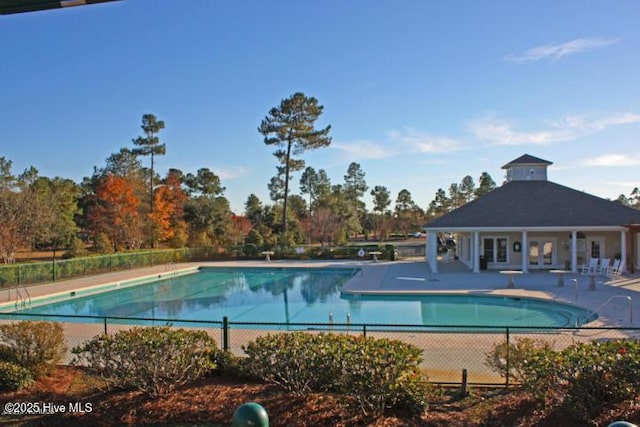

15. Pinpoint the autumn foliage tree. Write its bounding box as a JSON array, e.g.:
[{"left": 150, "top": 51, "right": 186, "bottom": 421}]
[
  {"left": 89, "top": 174, "right": 142, "bottom": 251},
  {"left": 229, "top": 214, "right": 252, "bottom": 246},
  {"left": 149, "top": 172, "right": 188, "bottom": 247}
]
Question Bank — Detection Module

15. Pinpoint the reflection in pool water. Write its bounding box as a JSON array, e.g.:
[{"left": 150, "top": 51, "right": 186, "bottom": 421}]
[{"left": 15, "top": 267, "right": 596, "bottom": 328}]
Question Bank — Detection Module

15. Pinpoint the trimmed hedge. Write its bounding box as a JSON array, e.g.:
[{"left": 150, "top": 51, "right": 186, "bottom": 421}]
[
  {"left": 72, "top": 326, "right": 218, "bottom": 397},
  {"left": 242, "top": 332, "right": 431, "bottom": 416},
  {"left": 0, "top": 244, "right": 399, "bottom": 288}
]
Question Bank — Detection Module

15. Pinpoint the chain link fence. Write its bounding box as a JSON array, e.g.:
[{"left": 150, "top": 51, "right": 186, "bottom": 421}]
[{"left": 2, "top": 312, "right": 639, "bottom": 386}]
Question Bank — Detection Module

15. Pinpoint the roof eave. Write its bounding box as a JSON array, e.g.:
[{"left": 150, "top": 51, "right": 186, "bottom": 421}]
[{"left": 422, "top": 225, "right": 628, "bottom": 233}]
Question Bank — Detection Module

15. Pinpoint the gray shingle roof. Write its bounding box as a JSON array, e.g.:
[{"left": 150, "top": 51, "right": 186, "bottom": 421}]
[
  {"left": 424, "top": 180, "right": 640, "bottom": 228},
  {"left": 501, "top": 154, "right": 553, "bottom": 169}
]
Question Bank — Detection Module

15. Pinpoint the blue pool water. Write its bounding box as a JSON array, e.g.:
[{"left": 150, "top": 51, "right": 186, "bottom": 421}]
[{"left": 14, "top": 267, "right": 595, "bottom": 328}]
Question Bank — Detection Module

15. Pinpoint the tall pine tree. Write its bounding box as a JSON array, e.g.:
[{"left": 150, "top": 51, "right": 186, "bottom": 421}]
[{"left": 258, "top": 93, "right": 331, "bottom": 234}]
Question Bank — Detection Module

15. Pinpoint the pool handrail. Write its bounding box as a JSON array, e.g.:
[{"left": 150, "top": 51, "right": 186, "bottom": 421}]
[{"left": 586, "top": 295, "right": 632, "bottom": 325}]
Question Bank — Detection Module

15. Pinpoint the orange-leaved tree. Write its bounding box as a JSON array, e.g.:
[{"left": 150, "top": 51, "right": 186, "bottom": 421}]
[
  {"left": 149, "top": 172, "right": 188, "bottom": 247},
  {"left": 229, "top": 214, "right": 252, "bottom": 246},
  {"left": 89, "top": 174, "right": 141, "bottom": 251}
]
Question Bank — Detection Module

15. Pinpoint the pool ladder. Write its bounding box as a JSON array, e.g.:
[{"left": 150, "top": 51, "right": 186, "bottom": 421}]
[
  {"left": 328, "top": 312, "right": 351, "bottom": 331},
  {"left": 585, "top": 295, "right": 633, "bottom": 325},
  {"left": 8, "top": 286, "right": 31, "bottom": 310}
]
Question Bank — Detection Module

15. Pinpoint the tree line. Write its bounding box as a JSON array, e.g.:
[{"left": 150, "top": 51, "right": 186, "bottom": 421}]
[{"left": 12, "top": 92, "right": 637, "bottom": 264}]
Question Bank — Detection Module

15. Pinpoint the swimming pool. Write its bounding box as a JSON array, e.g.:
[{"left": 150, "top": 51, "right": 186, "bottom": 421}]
[{"left": 10, "top": 267, "right": 596, "bottom": 328}]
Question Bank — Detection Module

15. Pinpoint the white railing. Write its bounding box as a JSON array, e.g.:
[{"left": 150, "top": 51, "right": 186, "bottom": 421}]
[{"left": 587, "top": 295, "right": 633, "bottom": 324}]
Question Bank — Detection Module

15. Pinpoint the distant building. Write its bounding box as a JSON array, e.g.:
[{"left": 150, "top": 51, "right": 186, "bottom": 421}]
[{"left": 423, "top": 154, "right": 640, "bottom": 273}]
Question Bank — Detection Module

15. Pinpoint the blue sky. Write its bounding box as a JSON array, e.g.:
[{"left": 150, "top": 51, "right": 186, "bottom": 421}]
[{"left": 1, "top": 0, "right": 639, "bottom": 213}]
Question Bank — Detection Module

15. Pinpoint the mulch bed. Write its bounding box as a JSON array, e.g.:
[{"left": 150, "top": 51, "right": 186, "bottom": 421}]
[{"left": 2, "top": 366, "right": 639, "bottom": 426}]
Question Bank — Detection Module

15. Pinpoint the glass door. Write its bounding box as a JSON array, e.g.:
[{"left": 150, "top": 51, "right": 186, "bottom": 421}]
[
  {"left": 529, "top": 239, "right": 554, "bottom": 267},
  {"left": 586, "top": 237, "right": 604, "bottom": 260}
]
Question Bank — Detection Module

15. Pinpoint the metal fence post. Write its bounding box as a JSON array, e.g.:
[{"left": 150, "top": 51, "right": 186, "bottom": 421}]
[
  {"left": 103, "top": 317, "right": 108, "bottom": 335},
  {"left": 223, "top": 316, "right": 229, "bottom": 352},
  {"left": 505, "top": 327, "right": 510, "bottom": 388},
  {"left": 363, "top": 324, "right": 367, "bottom": 337}
]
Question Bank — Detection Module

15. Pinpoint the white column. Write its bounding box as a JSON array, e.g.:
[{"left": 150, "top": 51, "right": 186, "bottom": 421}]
[
  {"left": 521, "top": 231, "right": 528, "bottom": 273},
  {"left": 571, "top": 231, "right": 578, "bottom": 273},
  {"left": 427, "top": 231, "right": 438, "bottom": 274},
  {"left": 473, "top": 231, "right": 480, "bottom": 273},
  {"left": 621, "top": 230, "right": 627, "bottom": 272}
]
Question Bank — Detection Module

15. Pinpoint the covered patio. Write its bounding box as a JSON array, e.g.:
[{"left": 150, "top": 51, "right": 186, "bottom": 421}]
[{"left": 422, "top": 155, "right": 640, "bottom": 275}]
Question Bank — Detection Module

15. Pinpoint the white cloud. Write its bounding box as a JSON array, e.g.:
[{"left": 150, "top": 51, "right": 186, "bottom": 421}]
[
  {"left": 332, "top": 140, "right": 394, "bottom": 159},
  {"left": 214, "top": 166, "right": 249, "bottom": 180},
  {"left": 467, "top": 116, "right": 573, "bottom": 145},
  {"left": 505, "top": 37, "right": 619, "bottom": 63},
  {"left": 581, "top": 154, "right": 640, "bottom": 167},
  {"left": 387, "top": 129, "right": 461, "bottom": 153},
  {"left": 468, "top": 112, "right": 640, "bottom": 146}
]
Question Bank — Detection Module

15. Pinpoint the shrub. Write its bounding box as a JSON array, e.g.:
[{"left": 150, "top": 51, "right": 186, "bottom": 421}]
[
  {"left": 556, "top": 340, "right": 640, "bottom": 419},
  {"left": 0, "top": 361, "right": 34, "bottom": 392},
  {"left": 338, "top": 335, "right": 430, "bottom": 415},
  {"left": 242, "top": 332, "right": 431, "bottom": 416},
  {"left": 72, "top": 326, "right": 217, "bottom": 397},
  {"left": 0, "top": 344, "right": 19, "bottom": 364},
  {"left": 242, "top": 332, "right": 324, "bottom": 394},
  {"left": 484, "top": 336, "right": 554, "bottom": 383},
  {"left": 520, "top": 339, "right": 640, "bottom": 420},
  {"left": 0, "top": 321, "right": 67, "bottom": 378},
  {"left": 208, "top": 344, "right": 240, "bottom": 375},
  {"left": 92, "top": 232, "right": 113, "bottom": 254},
  {"left": 63, "top": 237, "right": 88, "bottom": 259},
  {"left": 243, "top": 243, "right": 259, "bottom": 257}
]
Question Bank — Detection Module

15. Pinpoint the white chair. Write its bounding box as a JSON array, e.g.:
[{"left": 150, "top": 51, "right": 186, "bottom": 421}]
[
  {"left": 597, "top": 258, "right": 610, "bottom": 275},
  {"left": 581, "top": 257, "right": 599, "bottom": 274},
  {"left": 607, "top": 259, "right": 625, "bottom": 279}
]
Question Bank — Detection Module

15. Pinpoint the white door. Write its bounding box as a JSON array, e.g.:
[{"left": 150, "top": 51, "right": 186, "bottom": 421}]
[
  {"left": 529, "top": 239, "right": 555, "bottom": 267},
  {"left": 586, "top": 237, "right": 604, "bottom": 260}
]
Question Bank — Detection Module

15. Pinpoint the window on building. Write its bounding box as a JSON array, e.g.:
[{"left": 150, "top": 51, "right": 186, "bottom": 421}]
[{"left": 484, "top": 237, "right": 508, "bottom": 263}]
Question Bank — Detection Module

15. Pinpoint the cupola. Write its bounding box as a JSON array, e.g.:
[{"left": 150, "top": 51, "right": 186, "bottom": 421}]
[{"left": 501, "top": 154, "right": 552, "bottom": 182}]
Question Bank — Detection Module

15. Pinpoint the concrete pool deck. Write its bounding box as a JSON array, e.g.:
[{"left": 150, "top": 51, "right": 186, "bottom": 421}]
[{"left": 4, "top": 258, "right": 639, "bottom": 329}]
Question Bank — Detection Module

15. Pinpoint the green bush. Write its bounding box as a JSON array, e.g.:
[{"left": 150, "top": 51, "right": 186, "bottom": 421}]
[
  {"left": 242, "top": 332, "right": 431, "bottom": 416},
  {"left": 484, "top": 336, "right": 554, "bottom": 383},
  {"left": 336, "top": 335, "right": 430, "bottom": 415},
  {"left": 0, "top": 344, "right": 19, "bottom": 364},
  {"left": 72, "top": 326, "right": 217, "bottom": 397},
  {"left": 521, "top": 339, "right": 640, "bottom": 420},
  {"left": 63, "top": 237, "right": 89, "bottom": 259},
  {"left": 0, "top": 321, "right": 67, "bottom": 378},
  {"left": 0, "top": 360, "right": 34, "bottom": 392},
  {"left": 243, "top": 243, "right": 259, "bottom": 257},
  {"left": 242, "top": 333, "right": 322, "bottom": 394}
]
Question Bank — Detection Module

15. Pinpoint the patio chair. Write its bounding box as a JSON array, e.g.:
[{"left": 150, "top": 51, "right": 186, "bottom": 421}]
[
  {"left": 597, "top": 258, "right": 610, "bottom": 275},
  {"left": 607, "top": 259, "right": 625, "bottom": 280},
  {"left": 606, "top": 258, "right": 620, "bottom": 277},
  {"left": 581, "top": 257, "right": 599, "bottom": 274}
]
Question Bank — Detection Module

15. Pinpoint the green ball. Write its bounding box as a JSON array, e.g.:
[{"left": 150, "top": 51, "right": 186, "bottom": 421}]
[{"left": 231, "top": 402, "right": 269, "bottom": 427}]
